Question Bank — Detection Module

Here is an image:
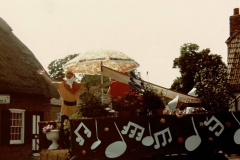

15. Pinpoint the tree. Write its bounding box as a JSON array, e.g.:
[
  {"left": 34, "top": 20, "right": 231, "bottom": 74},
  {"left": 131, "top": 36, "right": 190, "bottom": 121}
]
[
  {"left": 81, "top": 74, "right": 110, "bottom": 94},
  {"left": 171, "top": 43, "right": 223, "bottom": 93},
  {"left": 194, "top": 63, "right": 234, "bottom": 112},
  {"left": 47, "top": 54, "right": 79, "bottom": 81},
  {"left": 172, "top": 43, "right": 234, "bottom": 112}
]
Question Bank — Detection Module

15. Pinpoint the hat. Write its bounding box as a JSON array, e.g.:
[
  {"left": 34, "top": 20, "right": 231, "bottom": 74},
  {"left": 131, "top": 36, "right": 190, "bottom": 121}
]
[{"left": 65, "top": 70, "right": 74, "bottom": 75}]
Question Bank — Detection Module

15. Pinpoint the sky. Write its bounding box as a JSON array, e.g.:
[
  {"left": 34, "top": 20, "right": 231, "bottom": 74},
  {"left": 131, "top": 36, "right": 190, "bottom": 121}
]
[{"left": 0, "top": 0, "right": 240, "bottom": 88}]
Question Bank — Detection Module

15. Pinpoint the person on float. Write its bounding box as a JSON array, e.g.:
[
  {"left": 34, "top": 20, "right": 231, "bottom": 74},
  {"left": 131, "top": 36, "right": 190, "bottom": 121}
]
[
  {"left": 37, "top": 69, "right": 103, "bottom": 148},
  {"left": 107, "top": 72, "right": 132, "bottom": 101}
]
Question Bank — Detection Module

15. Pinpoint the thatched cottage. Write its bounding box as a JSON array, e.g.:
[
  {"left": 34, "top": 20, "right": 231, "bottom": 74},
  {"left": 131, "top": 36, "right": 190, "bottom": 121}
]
[
  {"left": 0, "top": 17, "right": 59, "bottom": 160},
  {"left": 226, "top": 8, "right": 240, "bottom": 111}
]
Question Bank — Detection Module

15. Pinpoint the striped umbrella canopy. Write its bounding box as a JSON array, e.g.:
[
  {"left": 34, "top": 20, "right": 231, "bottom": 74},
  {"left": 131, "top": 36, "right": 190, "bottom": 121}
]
[{"left": 63, "top": 49, "right": 139, "bottom": 75}]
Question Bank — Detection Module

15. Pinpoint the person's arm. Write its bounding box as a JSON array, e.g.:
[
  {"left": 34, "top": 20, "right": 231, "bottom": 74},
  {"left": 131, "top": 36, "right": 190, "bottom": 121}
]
[
  {"left": 107, "top": 87, "right": 111, "bottom": 98},
  {"left": 174, "top": 109, "right": 185, "bottom": 119},
  {"left": 81, "top": 84, "right": 104, "bottom": 93},
  {"left": 37, "top": 69, "right": 59, "bottom": 89},
  {"left": 89, "top": 84, "right": 104, "bottom": 93}
]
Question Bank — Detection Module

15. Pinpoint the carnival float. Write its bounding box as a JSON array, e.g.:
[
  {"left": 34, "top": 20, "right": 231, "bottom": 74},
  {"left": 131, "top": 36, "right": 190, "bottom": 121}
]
[{"left": 39, "top": 66, "right": 240, "bottom": 159}]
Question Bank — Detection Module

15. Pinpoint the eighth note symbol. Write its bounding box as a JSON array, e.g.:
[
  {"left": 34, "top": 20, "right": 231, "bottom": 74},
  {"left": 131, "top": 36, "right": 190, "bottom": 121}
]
[
  {"left": 204, "top": 115, "right": 224, "bottom": 136},
  {"left": 74, "top": 122, "right": 91, "bottom": 146},
  {"left": 121, "top": 121, "right": 145, "bottom": 141},
  {"left": 153, "top": 127, "right": 172, "bottom": 149}
]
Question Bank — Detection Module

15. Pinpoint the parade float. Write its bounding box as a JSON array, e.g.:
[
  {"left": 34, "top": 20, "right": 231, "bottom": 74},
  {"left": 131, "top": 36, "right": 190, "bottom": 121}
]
[{"left": 39, "top": 66, "right": 240, "bottom": 159}]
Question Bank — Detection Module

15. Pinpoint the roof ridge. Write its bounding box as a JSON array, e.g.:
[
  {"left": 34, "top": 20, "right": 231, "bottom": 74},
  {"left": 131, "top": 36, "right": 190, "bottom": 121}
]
[{"left": 0, "top": 17, "right": 12, "bottom": 33}]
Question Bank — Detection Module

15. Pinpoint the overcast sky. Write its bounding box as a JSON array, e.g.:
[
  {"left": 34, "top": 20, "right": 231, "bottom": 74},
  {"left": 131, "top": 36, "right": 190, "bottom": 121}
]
[{"left": 0, "top": 0, "right": 240, "bottom": 88}]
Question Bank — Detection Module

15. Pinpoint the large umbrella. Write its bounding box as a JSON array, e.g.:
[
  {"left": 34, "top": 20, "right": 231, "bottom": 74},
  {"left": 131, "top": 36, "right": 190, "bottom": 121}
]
[
  {"left": 63, "top": 49, "right": 140, "bottom": 101},
  {"left": 64, "top": 49, "right": 139, "bottom": 75}
]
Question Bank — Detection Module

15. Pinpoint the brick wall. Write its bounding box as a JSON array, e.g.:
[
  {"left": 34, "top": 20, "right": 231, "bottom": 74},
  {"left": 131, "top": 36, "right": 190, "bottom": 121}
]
[
  {"left": 0, "top": 93, "right": 52, "bottom": 160},
  {"left": 0, "top": 145, "right": 32, "bottom": 160},
  {"left": 230, "top": 8, "right": 240, "bottom": 36},
  {"left": 49, "top": 105, "right": 61, "bottom": 121}
]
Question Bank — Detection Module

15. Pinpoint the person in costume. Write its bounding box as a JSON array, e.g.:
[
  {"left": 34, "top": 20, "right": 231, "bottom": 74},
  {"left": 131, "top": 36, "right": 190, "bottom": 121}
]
[
  {"left": 107, "top": 71, "right": 132, "bottom": 99},
  {"left": 37, "top": 69, "right": 103, "bottom": 148},
  {"left": 107, "top": 72, "right": 133, "bottom": 116},
  {"left": 107, "top": 80, "right": 132, "bottom": 99}
]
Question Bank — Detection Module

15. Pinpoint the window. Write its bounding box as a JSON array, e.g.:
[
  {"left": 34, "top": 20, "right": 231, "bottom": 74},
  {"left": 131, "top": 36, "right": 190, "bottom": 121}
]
[{"left": 9, "top": 109, "right": 25, "bottom": 144}]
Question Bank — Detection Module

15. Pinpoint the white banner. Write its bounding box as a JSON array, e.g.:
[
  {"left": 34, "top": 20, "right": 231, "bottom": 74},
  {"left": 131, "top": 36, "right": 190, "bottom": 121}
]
[{"left": 101, "top": 66, "right": 200, "bottom": 103}]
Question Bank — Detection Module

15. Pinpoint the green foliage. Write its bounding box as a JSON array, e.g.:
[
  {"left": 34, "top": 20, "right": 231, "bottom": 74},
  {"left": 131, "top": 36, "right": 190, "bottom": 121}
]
[
  {"left": 194, "top": 64, "right": 234, "bottom": 112},
  {"left": 142, "top": 85, "right": 165, "bottom": 111},
  {"left": 79, "top": 92, "right": 110, "bottom": 117},
  {"left": 171, "top": 43, "right": 224, "bottom": 94},
  {"left": 171, "top": 77, "right": 183, "bottom": 93},
  {"left": 81, "top": 75, "right": 110, "bottom": 94},
  {"left": 47, "top": 54, "right": 79, "bottom": 81},
  {"left": 172, "top": 43, "right": 234, "bottom": 112},
  {"left": 63, "top": 113, "right": 83, "bottom": 131}
]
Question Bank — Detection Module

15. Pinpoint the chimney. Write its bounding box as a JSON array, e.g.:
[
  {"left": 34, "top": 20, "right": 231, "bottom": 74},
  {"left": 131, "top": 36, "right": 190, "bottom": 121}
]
[{"left": 230, "top": 8, "right": 240, "bottom": 36}]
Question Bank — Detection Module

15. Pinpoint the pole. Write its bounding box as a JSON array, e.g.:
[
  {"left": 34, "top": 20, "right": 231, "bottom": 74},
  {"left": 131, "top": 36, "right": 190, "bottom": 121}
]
[
  {"left": 101, "top": 74, "right": 103, "bottom": 104},
  {"left": 100, "top": 61, "right": 104, "bottom": 104}
]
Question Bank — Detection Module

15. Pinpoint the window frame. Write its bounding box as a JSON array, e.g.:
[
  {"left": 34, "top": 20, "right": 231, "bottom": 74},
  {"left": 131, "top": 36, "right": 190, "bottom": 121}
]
[{"left": 9, "top": 109, "right": 25, "bottom": 144}]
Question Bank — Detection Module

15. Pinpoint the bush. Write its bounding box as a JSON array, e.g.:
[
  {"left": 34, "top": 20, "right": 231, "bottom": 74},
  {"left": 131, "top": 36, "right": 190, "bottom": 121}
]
[{"left": 79, "top": 92, "right": 110, "bottom": 117}]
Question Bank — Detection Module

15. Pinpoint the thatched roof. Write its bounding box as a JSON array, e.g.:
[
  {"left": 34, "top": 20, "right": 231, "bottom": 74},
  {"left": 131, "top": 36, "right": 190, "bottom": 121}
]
[{"left": 0, "top": 17, "right": 59, "bottom": 98}]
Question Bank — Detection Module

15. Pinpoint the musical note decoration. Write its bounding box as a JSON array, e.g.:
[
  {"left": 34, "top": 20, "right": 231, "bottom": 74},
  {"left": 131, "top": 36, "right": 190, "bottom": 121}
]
[
  {"left": 185, "top": 117, "right": 201, "bottom": 151},
  {"left": 105, "top": 122, "right": 127, "bottom": 158},
  {"left": 142, "top": 123, "right": 154, "bottom": 146},
  {"left": 204, "top": 115, "right": 224, "bottom": 137},
  {"left": 153, "top": 127, "right": 172, "bottom": 149},
  {"left": 121, "top": 121, "right": 145, "bottom": 141},
  {"left": 231, "top": 112, "right": 240, "bottom": 144},
  {"left": 74, "top": 122, "right": 92, "bottom": 146},
  {"left": 91, "top": 120, "right": 101, "bottom": 150}
]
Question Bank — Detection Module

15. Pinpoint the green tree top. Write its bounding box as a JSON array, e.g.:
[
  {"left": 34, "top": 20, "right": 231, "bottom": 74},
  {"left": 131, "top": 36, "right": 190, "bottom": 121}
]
[
  {"left": 171, "top": 43, "right": 234, "bottom": 112},
  {"left": 194, "top": 64, "right": 233, "bottom": 112},
  {"left": 171, "top": 43, "right": 224, "bottom": 93},
  {"left": 47, "top": 54, "right": 79, "bottom": 81}
]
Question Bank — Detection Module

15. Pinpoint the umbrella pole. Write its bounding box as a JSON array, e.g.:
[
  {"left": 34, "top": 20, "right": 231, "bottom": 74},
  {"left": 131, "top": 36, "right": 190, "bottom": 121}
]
[{"left": 101, "top": 74, "right": 103, "bottom": 104}]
